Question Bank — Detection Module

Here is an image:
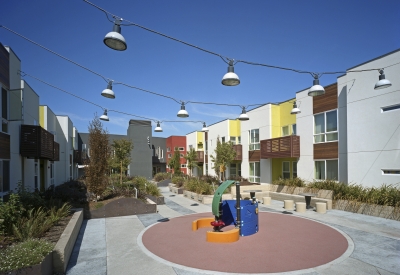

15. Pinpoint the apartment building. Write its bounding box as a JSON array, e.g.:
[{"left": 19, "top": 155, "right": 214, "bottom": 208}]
[
  {"left": 186, "top": 131, "right": 206, "bottom": 176},
  {"left": 166, "top": 136, "right": 187, "bottom": 174},
  {"left": 205, "top": 119, "right": 243, "bottom": 179}
]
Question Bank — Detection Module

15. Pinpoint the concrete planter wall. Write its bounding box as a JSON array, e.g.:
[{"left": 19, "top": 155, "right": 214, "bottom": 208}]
[
  {"left": 53, "top": 209, "right": 83, "bottom": 273},
  {"left": 334, "top": 200, "right": 400, "bottom": 221},
  {"left": 7, "top": 252, "right": 53, "bottom": 275},
  {"left": 146, "top": 194, "right": 165, "bottom": 205}
]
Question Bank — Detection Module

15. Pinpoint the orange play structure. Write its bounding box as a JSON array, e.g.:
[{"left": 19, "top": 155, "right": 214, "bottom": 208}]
[{"left": 192, "top": 218, "right": 240, "bottom": 243}]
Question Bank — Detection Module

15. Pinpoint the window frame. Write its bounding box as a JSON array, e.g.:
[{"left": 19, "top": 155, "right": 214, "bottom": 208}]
[
  {"left": 313, "top": 109, "right": 338, "bottom": 144},
  {"left": 249, "top": 162, "right": 260, "bottom": 183},
  {"left": 282, "top": 161, "right": 290, "bottom": 179},
  {"left": 314, "top": 159, "right": 339, "bottom": 180},
  {"left": 249, "top": 129, "right": 260, "bottom": 151}
]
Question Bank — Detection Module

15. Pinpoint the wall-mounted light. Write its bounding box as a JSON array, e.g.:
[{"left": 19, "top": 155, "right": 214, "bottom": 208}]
[
  {"left": 104, "top": 18, "right": 127, "bottom": 51},
  {"left": 101, "top": 80, "right": 115, "bottom": 99},
  {"left": 374, "top": 69, "right": 392, "bottom": 90},
  {"left": 222, "top": 60, "right": 240, "bottom": 86},
  {"left": 177, "top": 102, "right": 189, "bottom": 118},
  {"left": 308, "top": 75, "right": 325, "bottom": 96}
]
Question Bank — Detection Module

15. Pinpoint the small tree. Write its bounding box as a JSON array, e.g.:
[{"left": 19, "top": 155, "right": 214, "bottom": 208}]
[
  {"left": 168, "top": 148, "right": 181, "bottom": 175},
  {"left": 210, "top": 136, "right": 236, "bottom": 181},
  {"left": 184, "top": 148, "right": 198, "bottom": 176},
  {"left": 84, "top": 115, "right": 110, "bottom": 200},
  {"left": 108, "top": 139, "right": 133, "bottom": 185}
]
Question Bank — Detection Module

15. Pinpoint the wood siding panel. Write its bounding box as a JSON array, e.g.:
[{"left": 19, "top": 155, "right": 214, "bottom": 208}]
[
  {"left": 20, "top": 125, "right": 55, "bottom": 160},
  {"left": 196, "top": 151, "right": 204, "bottom": 163},
  {"left": 233, "top": 144, "right": 242, "bottom": 161},
  {"left": 313, "top": 83, "right": 337, "bottom": 114},
  {"left": 260, "top": 136, "right": 300, "bottom": 159},
  {"left": 248, "top": 150, "right": 260, "bottom": 161},
  {"left": 314, "top": 142, "right": 338, "bottom": 159},
  {"left": 0, "top": 44, "right": 10, "bottom": 89},
  {"left": 0, "top": 132, "right": 10, "bottom": 159},
  {"left": 205, "top": 154, "right": 208, "bottom": 163}
]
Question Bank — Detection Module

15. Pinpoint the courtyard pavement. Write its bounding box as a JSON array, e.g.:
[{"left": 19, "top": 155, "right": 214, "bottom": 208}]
[{"left": 66, "top": 186, "right": 400, "bottom": 275}]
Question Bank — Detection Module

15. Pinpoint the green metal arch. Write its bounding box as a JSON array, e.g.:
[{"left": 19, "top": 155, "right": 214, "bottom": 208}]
[{"left": 212, "top": 180, "right": 236, "bottom": 217}]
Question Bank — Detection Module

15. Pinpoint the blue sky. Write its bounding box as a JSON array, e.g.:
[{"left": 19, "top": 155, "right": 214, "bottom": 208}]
[{"left": 1, "top": 0, "right": 399, "bottom": 137}]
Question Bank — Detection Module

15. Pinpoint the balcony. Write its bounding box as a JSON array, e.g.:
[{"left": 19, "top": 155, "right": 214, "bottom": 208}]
[
  {"left": 261, "top": 135, "right": 300, "bottom": 159},
  {"left": 233, "top": 144, "right": 242, "bottom": 161},
  {"left": 74, "top": 150, "right": 88, "bottom": 164},
  {"left": 0, "top": 132, "right": 10, "bottom": 159},
  {"left": 20, "top": 125, "right": 56, "bottom": 160},
  {"left": 196, "top": 151, "right": 204, "bottom": 163}
]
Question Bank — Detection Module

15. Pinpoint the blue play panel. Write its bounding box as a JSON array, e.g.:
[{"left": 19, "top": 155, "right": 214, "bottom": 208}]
[{"left": 221, "top": 200, "right": 259, "bottom": 236}]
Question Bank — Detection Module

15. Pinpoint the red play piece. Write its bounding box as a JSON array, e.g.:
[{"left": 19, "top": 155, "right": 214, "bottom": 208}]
[{"left": 210, "top": 220, "right": 225, "bottom": 227}]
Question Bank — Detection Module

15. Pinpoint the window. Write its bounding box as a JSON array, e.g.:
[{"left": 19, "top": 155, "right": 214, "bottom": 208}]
[
  {"left": 181, "top": 164, "right": 187, "bottom": 168},
  {"left": 2, "top": 119, "right": 8, "bottom": 133},
  {"left": 180, "top": 154, "right": 184, "bottom": 158},
  {"left": 179, "top": 147, "right": 185, "bottom": 151},
  {"left": 230, "top": 137, "right": 236, "bottom": 145},
  {"left": 382, "top": 169, "right": 400, "bottom": 175},
  {"left": 189, "top": 145, "right": 193, "bottom": 150},
  {"left": 314, "top": 110, "right": 338, "bottom": 143},
  {"left": 2, "top": 88, "right": 8, "bottom": 120},
  {"left": 50, "top": 162, "right": 54, "bottom": 186},
  {"left": 282, "top": 126, "right": 290, "bottom": 137},
  {"left": 293, "top": 161, "right": 297, "bottom": 178},
  {"left": 205, "top": 141, "right": 208, "bottom": 154},
  {"left": 205, "top": 164, "right": 208, "bottom": 175},
  {"left": 34, "top": 163, "right": 38, "bottom": 190},
  {"left": 292, "top": 124, "right": 297, "bottom": 135},
  {"left": 230, "top": 163, "right": 237, "bottom": 178},
  {"left": 381, "top": 104, "right": 400, "bottom": 112},
  {"left": 197, "top": 142, "right": 203, "bottom": 149},
  {"left": 249, "top": 129, "right": 260, "bottom": 150},
  {"left": 167, "top": 147, "right": 170, "bottom": 152},
  {"left": 249, "top": 162, "right": 260, "bottom": 183},
  {"left": 168, "top": 154, "right": 171, "bottom": 158},
  {"left": 0, "top": 161, "right": 10, "bottom": 193},
  {"left": 237, "top": 136, "right": 241, "bottom": 144},
  {"left": 282, "top": 162, "right": 290, "bottom": 179},
  {"left": 221, "top": 137, "right": 225, "bottom": 143},
  {"left": 315, "top": 160, "right": 338, "bottom": 180}
]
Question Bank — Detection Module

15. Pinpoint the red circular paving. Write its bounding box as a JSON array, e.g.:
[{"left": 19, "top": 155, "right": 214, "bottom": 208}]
[{"left": 141, "top": 212, "right": 350, "bottom": 274}]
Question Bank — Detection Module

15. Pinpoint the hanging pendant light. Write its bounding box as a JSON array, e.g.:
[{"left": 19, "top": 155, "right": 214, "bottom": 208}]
[
  {"left": 100, "top": 109, "right": 109, "bottom": 121},
  {"left": 290, "top": 101, "right": 301, "bottom": 114},
  {"left": 101, "top": 80, "right": 115, "bottom": 99},
  {"left": 238, "top": 107, "right": 249, "bottom": 121},
  {"left": 222, "top": 60, "right": 240, "bottom": 86},
  {"left": 374, "top": 69, "right": 392, "bottom": 90},
  {"left": 202, "top": 122, "right": 209, "bottom": 132},
  {"left": 154, "top": 121, "right": 163, "bottom": 132},
  {"left": 308, "top": 75, "right": 325, "bottom": 96},
  {"left": 104, "top": 19, "right": 127, "bottom": 51},
  {"left": 177, "top": 102, "right": 189, "bottom": 118}
]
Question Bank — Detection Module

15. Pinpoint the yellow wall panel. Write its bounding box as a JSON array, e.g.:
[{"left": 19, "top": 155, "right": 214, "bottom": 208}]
[
  {"left": 271, "top": 158, "right": 298, "bottom": 181},
  {"left": 39, "top": 106, "right": 45, "bottom": 128},
  {"left": 229, "top": 119, "right": 241, "bottom": 137}
]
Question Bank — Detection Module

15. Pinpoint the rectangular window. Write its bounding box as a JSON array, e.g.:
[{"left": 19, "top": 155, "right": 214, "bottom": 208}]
[
  {"left": 315, "top": 160, "right": 338, "bottom": 180},
  {"left": 205, "top": 164, "right": 208, "bottom": 175},
  {"left": 179, "top": 147, "right": 184, "bottom": 151},
  {"left": 314, "top": 110, "right": 338, "bottom": 143},
  {"left": 167, "top": 147, "right": 170, "bottom": 152},
  {"left": 230, "top": 163, "right": 237, "bottom": 178},
  {"left": 249, "top": 162, "right": 260, "bottom": 183},
  {"left": 181, "top": 164, "right": 187, "bottom": 168},
  {"left": 2, "top": 119, "right": 8, "bottom": 133},
  {"left": 230, "top": 137, "right": 236, "bottom": 145},
  {"left": 168, "top": 154, "right": 171, "bottom": 158},
  {"left": 237, "top": 136, "right": 241, "bottom": 144},
  {"left": 2, "top": 88, "right": 8, "bottom": 120},
  {"left": 189, "top": 145, "right": 193, "bottom": 150},
  {"left": 205, "top": 141, "right": 208, "bottom": 154},
  {"left": 180, "top": 153, "right": 184, "bottom": 158},
  {"left": 292, "top": 124, "right": 297, "bottom": 135},
  {"left": 293, "top": 161, "right": 297, "bottom": 178},
  {"left": 282, "top": 126, "right": 289, "bottom": 137},
  {"left": 381, "top": 104, "right": 400, "bottom": 112},
  {"left": 282, "top": 161, "right": 290, "bottom": 179},
  {"left": 249, "top": 129, "right": 260, "bottom": 150},
  {"left": 382, "top": 169, "right": 400, "bottom": 175},
  {"left": 221, "top": 137, "right": 225, "bottom": 143},
  {"left": 0, "top": 161, "right": 10, "bottom": 192}
]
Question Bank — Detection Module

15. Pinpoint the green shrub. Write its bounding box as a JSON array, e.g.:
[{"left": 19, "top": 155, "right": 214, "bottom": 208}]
[
  {"left": 272, "top": 177, "right": 306, "bottom": 187},
  {"left": 12, "top": 207, "right": 53, "bottom": 241},
  {"left": 146, "top": 182, "right": 161, "bottom": 197},
  {"left": 48, "top": 203, "right": 72, "bottom": 225},
  {"left": 172, "top": 175, "right": 186, "bottom": 188},
  {"left": 154, "top": 172, "right": 171, "bottom": 182},
  {"left": 0, "top": 194, "right": 25, "bottom": 236},
  {"left": 0, "top": 239, "right": 54, "bottom": 272}
]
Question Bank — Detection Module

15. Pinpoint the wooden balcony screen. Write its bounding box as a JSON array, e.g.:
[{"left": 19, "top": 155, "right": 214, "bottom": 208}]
[
  {"left": 0, "top": 132, "right": 10, "bottom": 159},
  {"left": 233, "top": 144, "right": 242, "bottom": 161},
  {"left": 196, "top": 151, "right": 204, "bottom": 163},
  {"left": 260, "top": 135, "right": 300, "bottom": 159},
  {"left": 20, "top": 125, "right": 55, "bottom": 160},
  {"left": 73, "top": 150, "right": 88, "bottom": 164}
]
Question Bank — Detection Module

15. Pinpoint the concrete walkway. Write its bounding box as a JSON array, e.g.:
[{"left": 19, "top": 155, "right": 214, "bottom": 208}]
[{"left": 66, "top": 187, "right": 400, "bottom": 275}]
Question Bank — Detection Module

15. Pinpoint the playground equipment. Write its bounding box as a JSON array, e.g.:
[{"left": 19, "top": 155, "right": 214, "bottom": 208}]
[{"left": 192, "top": 180, "right": 259, "bottom": 243}]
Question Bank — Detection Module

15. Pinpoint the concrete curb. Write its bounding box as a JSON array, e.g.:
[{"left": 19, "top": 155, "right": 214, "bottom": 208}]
[{"left": 53, "top": 208, "right": 83, "bottom": 273}]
